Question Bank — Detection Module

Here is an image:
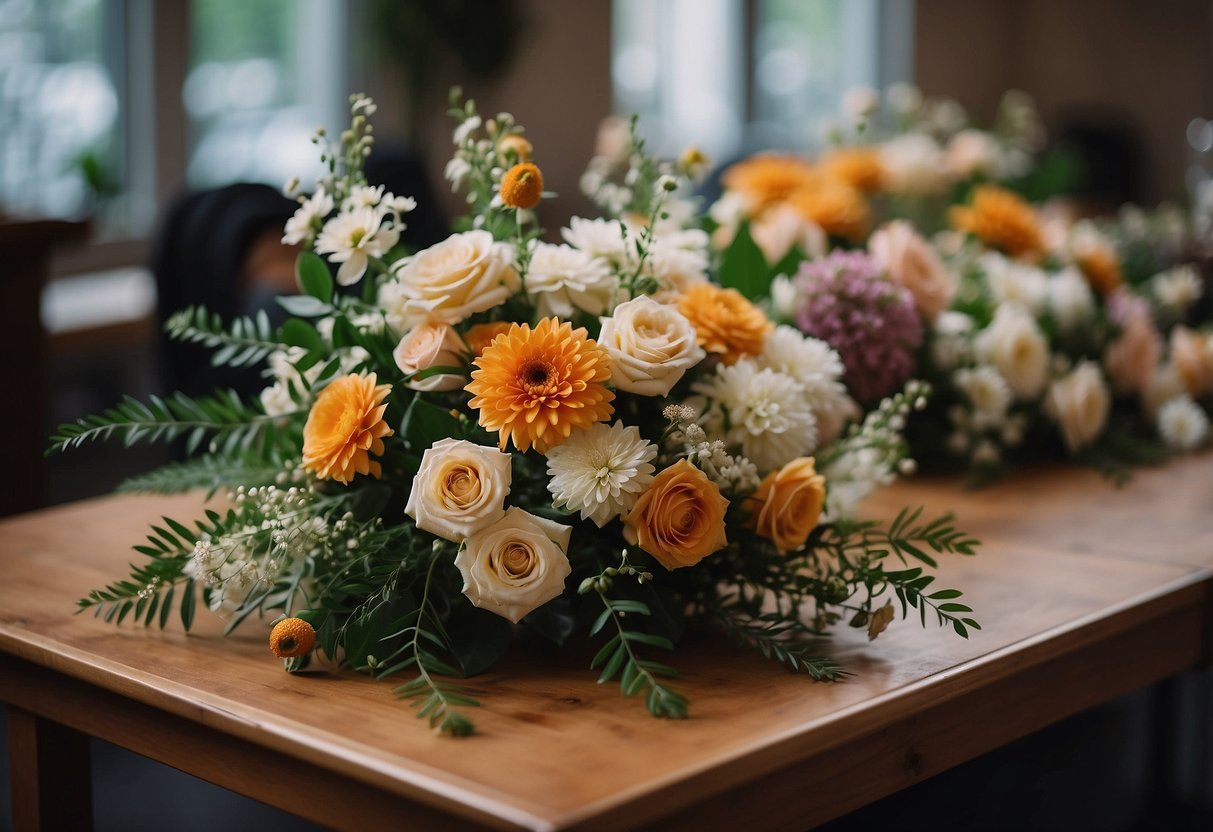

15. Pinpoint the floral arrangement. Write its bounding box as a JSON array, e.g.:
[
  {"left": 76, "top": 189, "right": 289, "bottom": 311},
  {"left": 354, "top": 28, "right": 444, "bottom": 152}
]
[
  {"left": 708, "top": 85, "right": 1212, "bottom": 484},
  {"left": 51, "top": 93, "right": 980, "bottom": 736}
]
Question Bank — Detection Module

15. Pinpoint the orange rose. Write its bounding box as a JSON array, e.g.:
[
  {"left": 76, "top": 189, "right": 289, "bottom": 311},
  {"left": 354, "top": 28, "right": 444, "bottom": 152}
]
[
  {"left": 677, "top": 283, "right": 773, "bottom": 365},
  {"left": 623, "top": 459, "right": 729, "bottom": 570},
  {"left": 745, "top": 457, "right": 826, "bottom": 554}
]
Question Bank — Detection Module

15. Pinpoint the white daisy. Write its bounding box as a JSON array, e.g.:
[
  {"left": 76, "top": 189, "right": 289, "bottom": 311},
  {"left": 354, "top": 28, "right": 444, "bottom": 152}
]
[
  {"left": 314, "top": 207, "right": 400, "bottom": 286},
  {"left": 282, "top": 188, "right": 334, "bottom": 245},
  {"left": 525, "top": 242, "right": 617, "bottom": 318},
  {"left": 693, "top": 359, "right": 817, "bottom": 473},
  {"left": 545, "top": 422, "right": 657, "bottom": 527},
  {"left": 343, "top": 184, "right": 384, "bottom": 211},
  {"left": 1158, "top": 396, "right": 1210, "bottom": 451}
]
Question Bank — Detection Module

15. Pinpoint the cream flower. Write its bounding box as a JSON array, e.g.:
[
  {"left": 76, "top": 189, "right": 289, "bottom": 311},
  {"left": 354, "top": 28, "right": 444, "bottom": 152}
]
[
  {"left": 879, "top": 133, "right": 950, "bottom": 195},
  {"left": 954, "top": 365, "right": 1012, "bottom": 419},
  {"left": 598, "top": 296, "right": 706, "bottom": 396},
  {"left": 1144, "top": 363, "right": 1188, "bottom": 421},
  {"left": 756, "top": 326, "right": 853, "bottom": 437},
  {"left": 944, "top": 129, "right": 1007, "bottom": 180},
  {"left": 869, "top": 220, "right": 957, "bottom": 321},
  {"left": 1104, "top": 310, "right": 1162, "bottom": 396},
  {"left": 1152, "top": 265, "right": 1203, "bottom": 313},
  {"left": 455, "top": 507, "right": 572, "bottom": 624},
  {"left": 980, "top": 252, "right": 1048, "bottom": 315},
  {"left": 314, "top": 207, "right": 400, "bottom": 286},
  {"left": 1170, "top": 325, "right": 1213, "bottom": 397},
  {"left": 384, "top": 230, "right": 520, "bottom": 331},
  {"left": 975, "top": 304, "right": 1049, "bottom": 400},
  {"left": 1157, "top": 396, "right": 1210, "bottom": 451},
  {"left": 693, "top": 359, "right": 817, "bottom": 472},
  {"left": 282, "top": 188, "right": 334, "bottom": 245},
  {"left": 404, "top": 438, "right": 512, "bottom": 542},
  {"left": 393, "top": 322, "right": 468, "bottom": 392},
  {"left": 1047, "top": 267, "right": 1096, "bottom": 332},
  {"left": 930, "top": 311, "right": 975, "bottom": 370},
  {"left": 525, "top": 242, "right": 616, "bottom": 319},
  {"left": 1045, "top": 361, "right": 1110, "bottom": 453},
  {"left": 545, "top": 421, "right": 657, "bottom": 527},
  {"left": 749, "top": 205, "right": 826, "bottom": 266},
  {"left": 561, "top": 217, "right": 630, "bottom": 264}
]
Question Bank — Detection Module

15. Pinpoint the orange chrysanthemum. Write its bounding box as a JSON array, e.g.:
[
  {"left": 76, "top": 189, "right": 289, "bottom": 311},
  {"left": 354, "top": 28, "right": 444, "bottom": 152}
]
[
  {"left": 500, "top": 162, "right": 544, "bottom": 209},
  {"left": 465, "top": 318, "right": 614, "bottom": 453},
  {"left": 819, "top": 147, "right": 885, "bottom": 194},
  {"left": 269, "top": 617, "right": 316, "bottom": 658},
  {"left": 950, "top": 185, "right": 1045, "bottom": 259},
  {"left": 677, "top": 283, "right": 774, "bottom": 365},
  {"left": 788, "top": 181, "right": 871, "bottom": 241},
  {"left": 302, "top": 373, "right": 393, "bottom": 483},
  {"left": 1076, "top": 248, "right": 1123, "bottom": 297},
  {"left": 721, "top": 155, "right": 818, "bottom": 211},
  {"left": 463, "top": 321, "right": 514, "bottom": 357}
]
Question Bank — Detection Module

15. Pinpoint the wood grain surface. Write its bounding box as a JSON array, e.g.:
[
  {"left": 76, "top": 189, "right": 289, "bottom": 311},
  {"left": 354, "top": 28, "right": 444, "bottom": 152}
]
[{"left": 1, "top": 458, "right": 1210, "bottom": 830}]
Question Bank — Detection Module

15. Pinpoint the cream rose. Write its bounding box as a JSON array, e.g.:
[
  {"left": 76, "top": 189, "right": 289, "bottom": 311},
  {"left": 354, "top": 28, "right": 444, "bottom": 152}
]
[
  {"left": 385, "top": 230, "right": 520, "bottom": 330},
  {"left": 974, "top": 305, "right": 1049, "bottom": 400},
  {"left": 1170, "top": 325, "right": 1213, "bottom": 398},
  {"left": 404, "top": 438, "right": 512, "bottom": 542},
  {"left": 1045, "top": 361, "right": 1110, "bottom": 453},
  {"left": 455, "top": 507, "right": 572, "bottom": 623},
  {"left": 1103, "top": 313, "right": 1161, "bottom": 396},
  {"left": 393, "top": 322, "right": 468, "bottom": 392},
  {"left": 869, "top": 220, "right": 956, "bottom": 321},
  {"left": 745, "top": 457, "right": 826, "bottom": 554},
  {"left": 598, "top": 296, "right": 707, "bottom": 396}
]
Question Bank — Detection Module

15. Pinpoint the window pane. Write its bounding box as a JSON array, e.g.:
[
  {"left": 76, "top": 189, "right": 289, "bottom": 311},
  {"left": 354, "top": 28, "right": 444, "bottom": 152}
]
[{"left": 0, "top": 0, "right": 119, "bottom": 219}]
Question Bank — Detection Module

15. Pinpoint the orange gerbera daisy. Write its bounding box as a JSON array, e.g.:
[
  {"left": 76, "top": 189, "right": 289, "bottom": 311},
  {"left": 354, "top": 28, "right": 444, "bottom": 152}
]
[
  {"left": 500, "top": 162, "right": 544, "bottom": 209},
  {"left": 950, "top": 185, "right": 1044, "bottom": 259},
  {"left": 721, "top": 155, "right": 818, "bottom": 211},
  {"left": 677, "top": 283, "right": 774, "bottom": 365},
  {"left": 463, "top": 321, "right": 514, "bottom": 357},
  {"left": 788, "top": 181, "right": 871, "bottom": 241},
  {"left": 819, "top": 147, "right": 885, "bottom": 194},
  {"left": 465, "top": 318, "right": 614, "bottom": 453},
  {"left": 302, "top": 373, "right": 393, "bottom": 483}
]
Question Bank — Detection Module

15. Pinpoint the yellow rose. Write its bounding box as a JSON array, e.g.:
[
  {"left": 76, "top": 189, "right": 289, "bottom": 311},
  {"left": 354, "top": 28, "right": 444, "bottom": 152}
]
[
  {"left": 392, "top": 322, "right": 468, "bottom": 392},
  {"left": 623, "top": 459, "right": 729, "bottom": 570},
  {"left": 404, "top": 438, "right": 512, "bottom": 542},
  {"left": 745, "top": 457, "right": 826, "bottom": 554}
]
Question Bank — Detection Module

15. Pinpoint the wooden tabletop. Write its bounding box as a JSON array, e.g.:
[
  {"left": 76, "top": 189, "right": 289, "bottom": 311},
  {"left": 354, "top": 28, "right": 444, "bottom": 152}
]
[{"left": 1, "top": 457, "right": 1211, "bottom": 831}]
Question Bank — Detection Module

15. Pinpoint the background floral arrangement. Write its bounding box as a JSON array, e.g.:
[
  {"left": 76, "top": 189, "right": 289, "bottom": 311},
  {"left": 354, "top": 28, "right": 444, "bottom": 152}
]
[
  {"left": 51, "top": 93, "right": 979, "bottom": 735},
  {"left": 707, "top": 84, "right": 1212, "bottom": 484}
]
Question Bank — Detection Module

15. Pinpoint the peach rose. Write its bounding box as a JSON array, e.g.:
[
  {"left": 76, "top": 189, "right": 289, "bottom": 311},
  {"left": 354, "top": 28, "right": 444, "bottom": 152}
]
[
  {"left": 623, "top": 459, "right": 729, "bottom": 570},
  {"left": 869, "top": 221, "right": 957, "bottom": 322},
  {"left": 745, "top": 457, "right": 826, "bottom": 554},
  {"left": 404, "top": 438, "right": 512, "bottom": 542},
  {"left": 1170, "top": 325, "right": 1213, "bottom": 398},
  {"left": 1045, "top": 361, "right": 1110, "bottom": 453},
  {"left": 393, "top": 322, "right": 467, "bottom": 392},
  {"left": 383, "top": 230, "right": 520, "bottom": 330},
  {"left": 1103, "top": 313, "right": 1161, "bottom": 396}
]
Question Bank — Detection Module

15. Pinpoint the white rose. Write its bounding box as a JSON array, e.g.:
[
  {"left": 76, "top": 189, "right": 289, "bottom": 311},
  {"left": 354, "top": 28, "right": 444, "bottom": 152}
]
[
  {"left": 393, "top": 322, "right": 468, "bottom": 392},
  {"left": 455, "top": 507, "right": 572, "bottom": 624},
  {"left": 404, "top": 438, "right": 512, "bottom": 542},
  {"left": 383, "top": 230, "right": 520, "bottom": 331},
  {"left": 598, "top": 296, "right": 706, "bottom": 396},
  {"left": 869, "top": 220, "right": 956, "bottom": 321},
  {"left": 975, "top": 304, "right": 1049, "bottom": 400},
  {"left": 1045, "top": 361, "right": 1110, "bottom": 453}
]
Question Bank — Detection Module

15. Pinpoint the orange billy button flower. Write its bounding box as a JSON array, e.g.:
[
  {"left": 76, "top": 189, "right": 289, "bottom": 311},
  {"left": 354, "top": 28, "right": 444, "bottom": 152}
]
[
  {"left": 269, "top": 617, "right": 316, "bottom": 658},
  {"left": 302, "top": 372, "right": 394, "bottom": 484},
  {"left": 677, "top": 283, "right": 774, "bottom": 365},
  {"left": 465, "top": 318, "right": 615, "bottom": 454},
  {"left": 500, "top": 162, "right": 544, "bottom": 210},
  {"left": 950, "top": 185, "right": 1044, "bottom": 260},
  {"left": 463, "top": 321, "right": 514, "bottom": 358},
  {"left": 623, "top": 459, "right": 729, "bottom": 570}
]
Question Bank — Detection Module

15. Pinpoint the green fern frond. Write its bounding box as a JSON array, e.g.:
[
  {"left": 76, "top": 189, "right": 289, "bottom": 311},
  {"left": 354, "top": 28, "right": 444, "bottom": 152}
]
[{"left": 166, "top": 306, "right": 280, "bottom": 368}]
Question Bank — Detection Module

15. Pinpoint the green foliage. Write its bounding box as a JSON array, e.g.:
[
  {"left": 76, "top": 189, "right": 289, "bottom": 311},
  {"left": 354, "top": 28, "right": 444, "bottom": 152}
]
[
  {"left": 165, "top": 307, "right": 280, "bottom": 369},
  {"left": 296, "top": 251, "right": 334, "bottom": 303},
  {"left": 117, "top": 455, "right": 287, "bottom": 497},
  {"left": 712, "top": 601, "right": 851, "bottom": 681},
  {"left": 717, "top": 222, "right": 770, "bottom": 301}
]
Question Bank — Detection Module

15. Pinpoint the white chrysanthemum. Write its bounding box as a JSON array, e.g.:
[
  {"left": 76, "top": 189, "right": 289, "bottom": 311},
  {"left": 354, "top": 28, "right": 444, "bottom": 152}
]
[
  {"left": 693, "top": 360, "right": 817, "bottom": 472},
  {"left": 821, "top": 447, "right": 894, "bottom": 521},
  {"left": 1048, "top": 266, "right": 1096, "bottom": 332},
  {"left": 1158, "top": 396, "right": 1210, "bottom": 451},
  {"left": 526, "top": 242, "right": 617, "bottom": 318},
  {"left": 282, "top": 188, "right": 334, "bottom": 245},
  {"left": 1152, "top": 265, "right": 1203, "bottom": 312},
  {"left": 756, "top": 326, "right": 852, "bottom": 427},
  {"left": 314, "top": 207, "right": 400, "bottom": 286},
  {"left": 545, "top": 422, "right": 657, "bottom": 527},
  {"left": 561, "top": 217, "right": 631, "bottom": 264},
  {"left": 954, "top": 365, "right": 1012, "bottom": 418},
  {"left": 980, "top": 252, "right": 1048, "bottom": 314}
]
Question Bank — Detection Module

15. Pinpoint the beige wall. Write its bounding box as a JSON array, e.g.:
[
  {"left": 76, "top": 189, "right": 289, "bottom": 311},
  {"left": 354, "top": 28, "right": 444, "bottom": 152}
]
[{"left": 916, "top": 0, "right": 1213, "bottom": 204}]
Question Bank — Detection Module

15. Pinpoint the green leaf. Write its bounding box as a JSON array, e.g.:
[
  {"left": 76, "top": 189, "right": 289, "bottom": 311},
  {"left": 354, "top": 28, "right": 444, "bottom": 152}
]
[
  {"left": 296, "top": 251, "right": 334, "bottom": 303},
  {"left": 717, "top": 221, "right": 770, "bottom": 300},
  {"left": 280, "top": 318, "right": 325, "bottom": 354},
  {"left": 442, "top": 602, "right": 512, "bottom": 676},
  {"left": 277, "top": 294, "right": 332, "bottom": 318},
  {"left": 401, "top": 397, "right": 462, "bottom": 452}
]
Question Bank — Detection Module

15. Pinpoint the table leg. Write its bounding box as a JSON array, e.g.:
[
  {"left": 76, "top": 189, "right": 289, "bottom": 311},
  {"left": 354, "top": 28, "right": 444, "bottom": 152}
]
[{"left": 7, "top": 706, "right": 93, "bottom": 832}]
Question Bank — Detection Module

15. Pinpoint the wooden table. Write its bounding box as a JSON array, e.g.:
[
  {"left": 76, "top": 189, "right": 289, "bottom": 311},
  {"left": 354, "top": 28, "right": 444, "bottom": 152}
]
[{"left": 2, "top": 456, "right": 1212, "bottom": 831}]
